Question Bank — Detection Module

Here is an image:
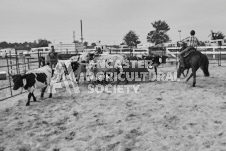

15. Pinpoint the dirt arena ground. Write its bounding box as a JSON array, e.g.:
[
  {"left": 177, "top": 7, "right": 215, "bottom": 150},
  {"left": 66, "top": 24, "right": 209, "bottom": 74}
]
[{"left": 0, "top": 62, "right": 226, "bottom": 151}]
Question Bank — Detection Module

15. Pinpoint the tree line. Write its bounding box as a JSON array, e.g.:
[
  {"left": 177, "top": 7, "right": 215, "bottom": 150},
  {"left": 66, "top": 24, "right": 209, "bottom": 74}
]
[
  {"left": 0, "top": 39, "right": 51, "bottom": 50},
  {"left": 0, "top": 39, "right": 98, "bottom": 50},
  {"left": 123, "top": 20, "right": 225, "bottom": 47}
]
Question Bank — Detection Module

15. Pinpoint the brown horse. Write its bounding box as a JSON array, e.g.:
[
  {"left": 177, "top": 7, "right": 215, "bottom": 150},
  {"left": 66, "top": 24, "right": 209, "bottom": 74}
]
[{"left": 177, "top": 46, "right": 210, "bottom": 87}]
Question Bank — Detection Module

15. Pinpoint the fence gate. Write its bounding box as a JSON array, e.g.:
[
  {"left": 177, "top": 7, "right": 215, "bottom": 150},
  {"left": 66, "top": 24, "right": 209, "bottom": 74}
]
[{"left": 0, "top": 50, "right": 39, "bottom": 101}]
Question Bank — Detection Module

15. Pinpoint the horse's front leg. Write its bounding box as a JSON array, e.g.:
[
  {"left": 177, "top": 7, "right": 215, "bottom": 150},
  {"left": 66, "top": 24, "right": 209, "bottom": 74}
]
[
  {"left": 177, "top": 67, "right": 182, "bottom": 81},
  {"left": 182, "top": 71, "right": 186, "bottom": 77},
  {"left": 186, "top": 73, "right": 193, "bottom": 82},
  {"left": 186, "top": 68, "right": 196, "bottom": 87},
  {"left": 182, "top": 68, "right": 189, "bottom": 77},
  {"left": 192, "top": 70, "right": 196, "bottom": 87},
  {"left": 185, "top": 69, "right": 190, "bottom": 77}
]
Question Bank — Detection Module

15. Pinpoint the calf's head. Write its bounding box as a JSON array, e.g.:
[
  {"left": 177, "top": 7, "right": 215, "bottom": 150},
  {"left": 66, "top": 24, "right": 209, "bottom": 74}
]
[
  {"left": 12, "top": 74, "right": 24, "bottom": 90},
  {"left": 80, "top": 52, "right": 95, "bottom": 63},
  {"left": 71, "top": 61, "right": 80, "bottom": 72}
]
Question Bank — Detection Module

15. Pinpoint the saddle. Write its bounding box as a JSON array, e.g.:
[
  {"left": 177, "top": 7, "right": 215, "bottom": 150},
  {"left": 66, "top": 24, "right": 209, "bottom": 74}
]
[{"left": 183, "top": 47, "right": 196, "bottom": 58}]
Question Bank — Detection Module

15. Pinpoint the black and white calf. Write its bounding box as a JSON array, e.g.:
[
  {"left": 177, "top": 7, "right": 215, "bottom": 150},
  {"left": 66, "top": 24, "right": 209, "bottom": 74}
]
[
  {"left": 54, "top": 59, "right": 82, "bottom": 84},
  {"left": 11, "top": 65, "right": 53, "bottom": 106}
]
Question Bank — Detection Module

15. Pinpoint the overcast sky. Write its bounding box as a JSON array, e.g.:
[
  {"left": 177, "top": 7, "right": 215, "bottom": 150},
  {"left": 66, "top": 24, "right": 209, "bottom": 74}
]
[{"left": 0, "top": 0, "right": 226, "bottom": 45}]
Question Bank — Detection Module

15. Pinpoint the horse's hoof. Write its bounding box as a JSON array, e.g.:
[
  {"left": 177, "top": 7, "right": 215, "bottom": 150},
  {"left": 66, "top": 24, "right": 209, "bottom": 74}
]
[
  {"left": 26, "top": 103, "right": 30, "bottom": 106},
  {"left": 49, "top": 94, "right": 52, "bottom": 98}
]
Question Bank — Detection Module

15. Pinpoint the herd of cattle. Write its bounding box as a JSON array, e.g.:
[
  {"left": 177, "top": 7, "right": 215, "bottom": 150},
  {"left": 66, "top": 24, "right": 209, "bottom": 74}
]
[{"left": 11, "top": 52, "right": 161, "bottom": 106}]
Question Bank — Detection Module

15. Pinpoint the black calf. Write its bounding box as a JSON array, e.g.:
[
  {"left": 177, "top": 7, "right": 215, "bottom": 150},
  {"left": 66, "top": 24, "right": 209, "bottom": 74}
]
[{"left": 12, "top": 72, "right": 52, "bottom": 106}]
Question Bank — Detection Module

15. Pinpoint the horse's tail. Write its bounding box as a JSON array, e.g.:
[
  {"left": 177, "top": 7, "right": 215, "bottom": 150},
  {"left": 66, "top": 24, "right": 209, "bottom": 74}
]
[{"left": 200, "top": 54, "right": 210, "bottom": 77}]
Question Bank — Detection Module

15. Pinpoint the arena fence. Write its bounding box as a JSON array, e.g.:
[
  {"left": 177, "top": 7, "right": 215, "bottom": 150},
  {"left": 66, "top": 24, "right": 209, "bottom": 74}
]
[
  {"left": 166, "top": 45, "right": 226, "bottom": 66},
  {"left": 0, "top": 50, "right": 41, "bottom": 101},
  {"left": 0, "top": 50, "right": 79, "bottom": 101},
  {"left": 0, "top": 47, "right": 225, "bottom": 101}
]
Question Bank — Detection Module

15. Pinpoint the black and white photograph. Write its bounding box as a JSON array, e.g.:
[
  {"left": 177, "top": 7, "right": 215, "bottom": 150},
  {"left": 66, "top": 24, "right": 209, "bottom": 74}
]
[{"left": 0, "top": 0, "right": 226, "bottom": 150}]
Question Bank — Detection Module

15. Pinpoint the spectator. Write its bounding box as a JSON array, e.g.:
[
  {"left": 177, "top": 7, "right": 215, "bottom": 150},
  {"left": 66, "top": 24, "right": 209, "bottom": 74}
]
[{"left": 46, "top": 46, "right": 59, "bottom": 76}]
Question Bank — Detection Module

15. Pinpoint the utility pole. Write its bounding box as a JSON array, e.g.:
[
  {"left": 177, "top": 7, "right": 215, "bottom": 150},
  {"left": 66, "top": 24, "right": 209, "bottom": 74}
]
[
  {"left": 178, "top": 30, "right": 181, "bottom": 41},
  {"left": 73, "top": 31, "right": 75, "bottom": 43},
  {"left": 73, "top": 31, "right": 78, "bottom": 54},
  {"left": 80, "top": 20, "right": 84, "bottom": 43}
]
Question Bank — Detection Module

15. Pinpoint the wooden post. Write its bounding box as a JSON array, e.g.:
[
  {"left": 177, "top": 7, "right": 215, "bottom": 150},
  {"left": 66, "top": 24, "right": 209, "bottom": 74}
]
[
  {"left": 27, "top": 58, "right": 30, "bottom": 70},
  {"left": 7, "top": 52, "right": 13, "bottom": 96},
  {"left": 218, "top": 43, "right": 222, "bottom": 66},
  {"left": 213, "top": 48, "right": 215, "bottom": 59},
  {"left": 15, "top": 49, "right": 18, "bottom": 74},
  {"left": 23, "top": 56, "right": 26, "bottom": 73},
  {"left": 9, "top": 51, "right": 13, "bottom": 74},
  {"left": 38, "top": 49, "right": 40, "bottom": 68},
  {"left": 176, "top": 47, "right": 178, "bottom": 69}
]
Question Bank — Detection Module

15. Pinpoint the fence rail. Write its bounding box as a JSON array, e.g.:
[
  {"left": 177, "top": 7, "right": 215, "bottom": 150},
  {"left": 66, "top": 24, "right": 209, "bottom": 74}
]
[
  {"left": 0, "top": 50, "right": 81, "bottom": 101},
  {"left": 0, "top": 50, "right": 41, "bottom": 101}
]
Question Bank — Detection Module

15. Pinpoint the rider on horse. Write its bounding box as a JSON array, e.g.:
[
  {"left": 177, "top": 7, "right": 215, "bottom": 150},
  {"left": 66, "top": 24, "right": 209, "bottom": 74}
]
[{"left": 178, "top": 30, "right": 200, "bottom": 68}]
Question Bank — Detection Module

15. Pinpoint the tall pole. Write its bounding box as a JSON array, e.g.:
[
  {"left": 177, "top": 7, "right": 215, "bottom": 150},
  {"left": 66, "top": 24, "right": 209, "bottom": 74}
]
[
  {"left": 80, "top": 20, "right": 84, "bottom": 43},
  {"left": 73, "top": 31, "right": 77, "bottom": 54},
  {"left": 73, "top": 31, "right": 75, "bottom": 43},
  {"left": 178, "top": 30, "right": 181, "bottom": 41},
  {"left": 218, "top": 41, "right": 222, "bottom": 66},
  {"left": 177, "top": 30, "right": 181, "bottom": 69}
]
